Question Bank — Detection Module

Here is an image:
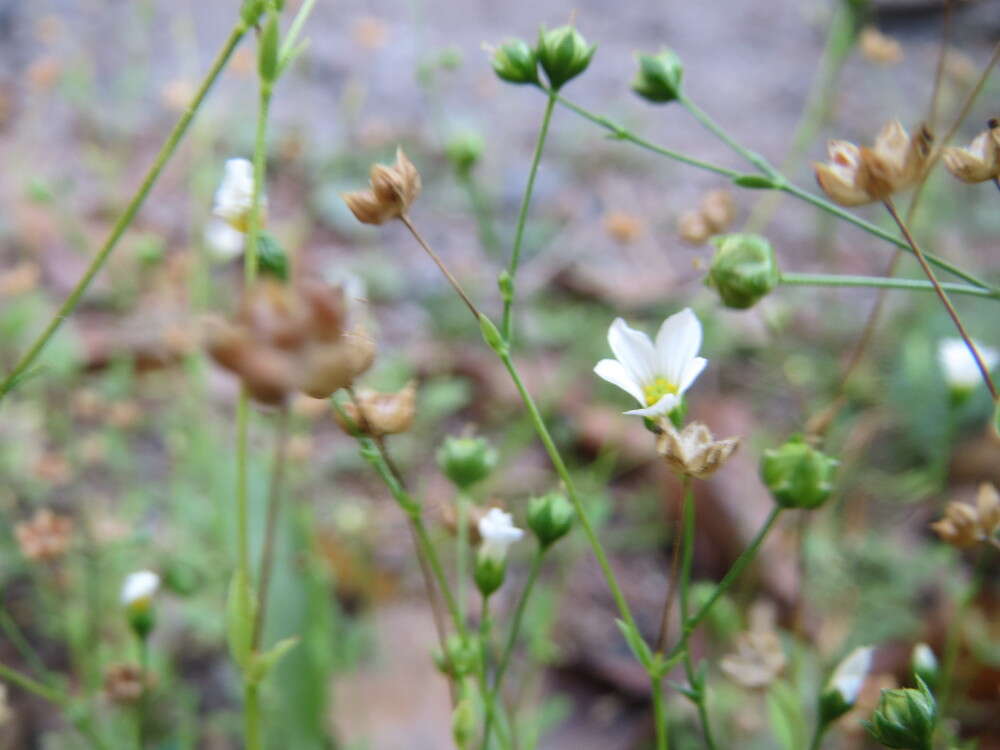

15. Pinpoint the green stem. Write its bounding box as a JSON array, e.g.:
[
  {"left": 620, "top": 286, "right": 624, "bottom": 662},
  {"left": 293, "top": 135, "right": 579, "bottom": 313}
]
[
  {"left": 549, "top": 90, "right": 740, "bottom": 179},
  {"left": 652, "top": 674, "right": 669, "bottom": 750},
  {"left": 137, "top": 636, "right": 149, "bottom": 749},
  {"left": 779, "top": 272, "right": 997, "bottom": 299},
  {"left": 482, "top": 545, "right": 546, "bottom": 749},
  {"left": 251, "top": 406, "right": 290, "bottom": 649},
  {"left": 331, "top": 400, "right": 466, "bottom": 636},
  {"left": 546, "top": 92, "right": 995, "bottom": 292},
  {"left": 669, "top": 507, "right": 783, "bottom": 659},
  {"left": 240, "top": 58, "right": 274, "bottom": 750},
  {"left": 496, "top": 348, "right": 638, "bottom": 633},
  {"left": 0, "top": 22, "right": 248, "bottom": 401},
  {"left": 502, "top": 91, "right": 557, "bottom": 342},
  {"left": 457, "top": 493, "right": 470, "bottom": 617},
  {"left": 808, "top": 721, "right": 827, "bottom": 750},
  {"left": 940, "top": 552, "right": 986, "bottom": 716},
  {"left": 677, "top": 479, "right": 717, "bottom": 750},
  {"left": 679, "top": 93, "right": 774, "bottom": 177}
]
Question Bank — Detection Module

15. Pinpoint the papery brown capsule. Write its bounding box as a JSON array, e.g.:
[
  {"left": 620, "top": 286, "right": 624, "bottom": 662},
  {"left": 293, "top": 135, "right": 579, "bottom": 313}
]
[{"left": 342, "top": 147, "right": 422, "bottom": 225}]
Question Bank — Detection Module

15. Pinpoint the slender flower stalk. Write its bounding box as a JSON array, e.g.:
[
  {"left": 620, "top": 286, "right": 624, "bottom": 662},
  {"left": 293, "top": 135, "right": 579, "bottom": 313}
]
[
  {"left": 399, "top": 215, "right": 480, "bottom": 318},
  {"left": 0, "top": 21, "right": 249, "bottom": 401},
  {"left": 544, "top": 91, "right": 994, "bottom": 292},
  {"left": 779, "top": 272, "right": 997, "bottom": 299},
  {"left": 250, "top": 406, "right": 291, "bottom": 649},
  {"left": 883, "top": 198, "right": 998, "bottom": 400},
  {"left": 240, "top": 30, "right": 277, "bottom": 750},
  {"left": 676, "top": 479, "right": 718, "bottom": 750},
  {"left": 502, "top": 90, "right": 557, "bottom": 342}
]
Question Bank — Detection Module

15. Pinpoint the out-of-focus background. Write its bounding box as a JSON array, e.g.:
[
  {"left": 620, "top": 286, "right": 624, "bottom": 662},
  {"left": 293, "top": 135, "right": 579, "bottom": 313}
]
[{"left": 2, "top": 0, "right": 1000, "bottom": 748}]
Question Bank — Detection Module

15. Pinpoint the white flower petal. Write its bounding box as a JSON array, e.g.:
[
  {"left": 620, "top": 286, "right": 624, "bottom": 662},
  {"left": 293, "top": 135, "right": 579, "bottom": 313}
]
[
  {"left": 655, "top": 308, "right": 703, "bottom": 386},
  {"left": 624, "top": 392, "right": 680, "bottom": 417},
  {"left": 828, "top": 646, "right": 874, "bottom": 704},
  {"left": 678, "top": 356, "right": 708, "bottom": 394},
  {"left": 594, "top": 358, "right": 645, "bottom": 406},
  {"left": 608, "top": 318, "right": 657, "bottom": 385},
  {"left": 121, "top": 570, "right": 160, "bottom": 607}
]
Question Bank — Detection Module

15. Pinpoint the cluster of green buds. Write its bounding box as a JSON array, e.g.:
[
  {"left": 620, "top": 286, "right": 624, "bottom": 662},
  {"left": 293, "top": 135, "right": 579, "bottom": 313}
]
[
  {"left": 761, "top": 436, "right": 838, "bottom": 510},
  {"left": 437, "top": 435, "right": 497, "bottom": 490},
  {"left": 864, "top": 678, "right": 937, "bottom": 750},
  {"left": 631, "top": 48, "right": 684, "bottom": 103},
  {"left": 705, "top": 233, "right": 780, "bottom": 309},
  {"left": 491, "top": 25, "right": 596, "bottom": 90}
]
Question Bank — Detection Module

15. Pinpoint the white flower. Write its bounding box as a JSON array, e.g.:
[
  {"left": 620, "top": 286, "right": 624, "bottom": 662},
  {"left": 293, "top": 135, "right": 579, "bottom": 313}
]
[
  {"left": 120, "top": 570, "right": 160, "bottom": 609},
  {"left": 204, "top": 219, "right": 245, "bottom": 262},
  {"left": 594, "top": 308, "right": 707, "bottom": 417},
  {"left": 937, "top": 338, "right": 999, "bottom": 391},
  {"left": 213, "top": 158, "right": 258, "bottom": 233},
  {"left": 827, "top": 646, "right": 874, "bottom": 705},
  {"left": 477, "top": 508, "right": 524, "bottom": 563}
]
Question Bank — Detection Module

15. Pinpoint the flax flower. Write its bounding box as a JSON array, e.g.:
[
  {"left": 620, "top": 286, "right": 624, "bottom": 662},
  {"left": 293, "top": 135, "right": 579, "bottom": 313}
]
[
  {"left": 213, "top": 158, "right": 260, "bottom": 233},
  {"left": 477, "top": 508, "right": 524, "bottom": 563},
  {"left": 594, "top": 309, "right": 707, "bottom": 418}
]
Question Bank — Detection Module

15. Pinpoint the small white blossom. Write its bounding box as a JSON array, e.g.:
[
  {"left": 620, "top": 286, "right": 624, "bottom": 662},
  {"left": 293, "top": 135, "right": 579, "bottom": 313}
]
[
  {"left": 827, "top": 646, "right": 874, "bottom": 706},
  {"left": 120, "top": 570, "right": 160, "bottom": 609},
  {"left": 594, "top": 308, "right": 707, "bottom": 418},
  {"left": 477, "top": 508, "right": 524, "bottom": 563},
  {"left": 204, "top": 219, "right": 245, "bottom": 262},
  {"left": 213, "top": 158, "right": 258, "bottom": 233},
  {"left": 937, "top": 338, "right": 999, "bottom": 391}
]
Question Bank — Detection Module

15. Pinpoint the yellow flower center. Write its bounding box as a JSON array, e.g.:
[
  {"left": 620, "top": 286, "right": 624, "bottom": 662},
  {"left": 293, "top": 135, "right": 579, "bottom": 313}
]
[{"left": 643, "top": 377, "right": 678, "bottom": 407}]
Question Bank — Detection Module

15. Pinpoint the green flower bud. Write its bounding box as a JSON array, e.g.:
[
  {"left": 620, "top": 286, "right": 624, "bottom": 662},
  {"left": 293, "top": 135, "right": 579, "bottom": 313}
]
[
  {"left": 446, "top": 130, "right": 485, "bottom": 176},
  {"left": 526, "top": 492, "right": 574, "bottom": 547},
  {"left": 631, "top": 48, "right": 684, "bottom": 103},
  {"left": 535, "top": 25, "right": 596, "bottom": 90},
  {"left": 864, "top": 678, "right": 936, "bottom": 750},
  {"left": 761, "top": 436, "right": 838, "bottom": 510},
  {"left": 258, "top": 11, "right": 280, "bottom": 84},
  {"left": 433, "top": 634, "right": 478, "bottom": 679},
  {"left": 451, "top": 689, "right": 477, "bottom": 749},
  {"left": 240, "top": 0, "right": 267, "bottom": 27},
  {"left": 474, "top": 549, "right": 506, "bottom": 597},
  {"left": 911, "top": 644, "right": 939, "bottom": 694},
  {"left": 706, "top": 233, "right": 780, "bottom": 310},
  {"left": 437, "top": 435, "right": 497, "bottom": 490},
  {"left": 491, "top": 39, "right": 539, "bottom": 85}
]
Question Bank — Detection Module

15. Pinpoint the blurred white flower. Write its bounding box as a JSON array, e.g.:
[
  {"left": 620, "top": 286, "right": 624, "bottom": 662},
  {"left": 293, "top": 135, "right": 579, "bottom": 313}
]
[
  {"left": 204, "top": 219, "right": 245, "bottom": 262},
  {"left": 477, "top": 508, "right": 523, "bottom": 563},
  {"left": 828, "top": 646, "right": 874, "bottom": 706},
  {"left": 213, "top": 158, "right": 259, "bottom": 233},
  {"left": 937, "top": 338, "right": 998, "bottom": 391},
  {"left": 594, "top": 309, "right": 707, "bottom": 417},
  {"left": 120, "top": 570, "right": 160, "bottom": 609}
]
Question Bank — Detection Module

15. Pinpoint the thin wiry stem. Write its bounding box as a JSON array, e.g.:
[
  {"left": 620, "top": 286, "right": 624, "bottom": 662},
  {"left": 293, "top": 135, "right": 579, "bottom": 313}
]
[
  {"left": 399, "top": 214, "right": 480, "bottom": 319},
  {"left": 883, "top": 199, "right": 997, "bottom": 400},
  {"left": 0, "top": 22, "right": 248, "bottom": 401},
  {"left": 502, "top": 91, "right": 557, "bottom": 342},
  {"left": 655, "top": 485, "right": 686, "bottom": 653},
  {"left": 251, "top": 406, "right": 291, "bottom": 650}
]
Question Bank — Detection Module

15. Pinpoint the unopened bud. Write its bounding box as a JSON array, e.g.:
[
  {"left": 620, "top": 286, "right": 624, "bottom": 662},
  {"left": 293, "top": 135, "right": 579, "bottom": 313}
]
[
  {"left": 706, "top": 233, "right": 780, "bottom": 309},
  {"left": 536, "top": 25, "right": 595, "bottom": 90},
  {"left": 491, "top": 39, "right": 539, "bottom": 86},
  {"left": 451, "top": 689, "right": 477, "bottom": 749},
  {"left": 761, "top": 436, "right": 838, "bottom": 510},
  {"left": 632, "top": 48, "right": 684, "bottom": 103},
  {"left": 446, "top": 130, "right": 485, "bottom": 175},
  {"left": 911, "top": 644, "right": 939, "bottom": 694},
  {"left": 526, "top": 492, "right": 574, "bottom": 547},
  {"left": 474, "top": 550, "right": 506, "bottom": 597},
  {"left": 438, "top": 435, "right": 497, "bottom": 489},
  {"left": 433, "top": 634, "right": 478, "bottom": 679},
  {"left": 864, "top": 679, "right": 936, "bottom": 750}
]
